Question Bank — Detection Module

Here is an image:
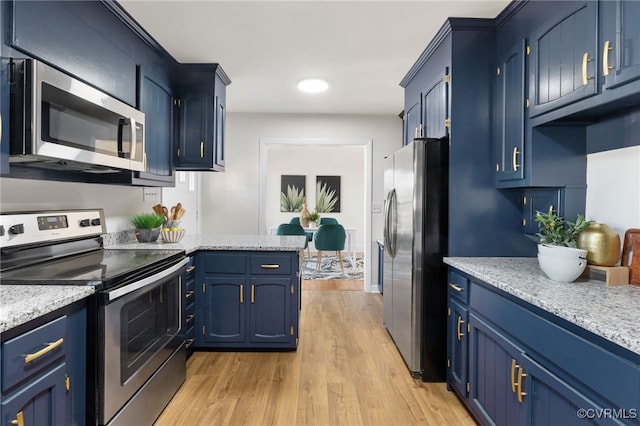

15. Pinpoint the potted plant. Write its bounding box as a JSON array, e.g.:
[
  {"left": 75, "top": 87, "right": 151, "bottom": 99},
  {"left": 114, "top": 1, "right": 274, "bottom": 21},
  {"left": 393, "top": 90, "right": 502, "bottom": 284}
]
[
  {"left": 304, "top": 209, "right": 320, "bottom": 227},
  {"left": 130, "top": 213, "right": 165, "bottom": 243},
  {"left": 534, "top": 210, "right": 592, "bottom": 282}
]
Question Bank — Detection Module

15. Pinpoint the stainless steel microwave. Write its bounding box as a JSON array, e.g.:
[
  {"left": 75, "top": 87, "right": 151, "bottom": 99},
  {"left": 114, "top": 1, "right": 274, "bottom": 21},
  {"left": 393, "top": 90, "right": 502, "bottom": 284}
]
[{"left": 10, "top": 59, "right": 145, "bottom": 173}]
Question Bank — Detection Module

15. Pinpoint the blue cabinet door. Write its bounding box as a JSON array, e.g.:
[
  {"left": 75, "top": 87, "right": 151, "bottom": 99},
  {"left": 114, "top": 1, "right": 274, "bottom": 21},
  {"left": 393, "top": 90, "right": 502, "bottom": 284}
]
[
  {"left": 422, "top": 68, "right": 449, "bottom": 139},
  {"left": 601, "top": 0, "right": 640, "bottom": 91},
  {"left": 447, "top": 296, "right": 468, "bottom": 398},
  {"left": 136, "top": 66, "right": 175, "bottom": 185},
  {"left": 403, "top": 101, "right": 421, "bottom": 145},
  {"left": 529, "top": 1, "right": 598, "bottom": 117},
  {"left": 496, "top": 39, "right": 527, "bottom": 183},
  {"left": 248, "top": 278, "right": 292, "bottom": 344},
  {"left": 200, "top": 277, "right": 246, "bottom": 344},
  {"left": 522, "top": 188, "right": 563, "bottom": 235},
  {"left": 468, "top": 313, "right": 526, "bottom": 426},
  {"left": 0, "top": 363, "right": 67, "bottom": 426}
]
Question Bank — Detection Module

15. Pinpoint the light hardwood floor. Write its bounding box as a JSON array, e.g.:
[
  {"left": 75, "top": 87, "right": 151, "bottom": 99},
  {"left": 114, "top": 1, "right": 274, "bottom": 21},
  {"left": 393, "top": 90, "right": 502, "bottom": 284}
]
[{"left": 155, "top": 285, "right": 476, "bottom": 426}]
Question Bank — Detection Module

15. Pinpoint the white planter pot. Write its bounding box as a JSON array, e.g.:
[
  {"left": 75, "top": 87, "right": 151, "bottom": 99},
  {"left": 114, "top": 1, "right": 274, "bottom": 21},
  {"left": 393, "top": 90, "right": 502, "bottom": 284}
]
[{"left": 537, "top": 244, "right": 588, "bottom": 283}]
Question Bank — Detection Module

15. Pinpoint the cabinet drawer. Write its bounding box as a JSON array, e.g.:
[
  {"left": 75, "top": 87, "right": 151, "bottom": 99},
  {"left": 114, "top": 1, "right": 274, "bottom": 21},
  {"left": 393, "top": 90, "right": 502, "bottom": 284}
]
[
  {"left": 201, "top": 253, "right": 247, "bottom": 274},
  {"left": 448, "top": 270, "right": 469, "bottom": 303},
  {"left": 2, "top": 316, "right": 67, "bottom": 392},
  {"left": 250, "top": 255, "right": 292, "bottom": 275}
]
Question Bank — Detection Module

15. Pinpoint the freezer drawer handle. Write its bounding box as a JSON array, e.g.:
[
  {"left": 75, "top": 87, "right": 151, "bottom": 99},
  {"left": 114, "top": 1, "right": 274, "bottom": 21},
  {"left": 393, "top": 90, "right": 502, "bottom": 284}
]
[{"left": 448, "top": 282, "right": 463, "bottom": 292}]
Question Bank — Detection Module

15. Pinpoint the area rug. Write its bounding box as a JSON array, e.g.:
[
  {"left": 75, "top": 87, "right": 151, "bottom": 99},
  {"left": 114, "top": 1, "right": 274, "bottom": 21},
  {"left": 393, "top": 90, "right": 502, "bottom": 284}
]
[{"left": 301, "top": 253, "right": 364, "bottom": 280}]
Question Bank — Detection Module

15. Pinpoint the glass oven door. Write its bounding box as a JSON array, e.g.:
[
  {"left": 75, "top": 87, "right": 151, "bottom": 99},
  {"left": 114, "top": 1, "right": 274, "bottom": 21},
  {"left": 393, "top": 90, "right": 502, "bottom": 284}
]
[{"left": 100, "top": 257, "right": 187, "bottom": 425}]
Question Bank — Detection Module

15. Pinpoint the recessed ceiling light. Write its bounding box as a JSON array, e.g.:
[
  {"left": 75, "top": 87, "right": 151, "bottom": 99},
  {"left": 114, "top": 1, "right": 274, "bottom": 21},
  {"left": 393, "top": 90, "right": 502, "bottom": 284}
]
[{"left": 297, "top": 78, "right": 329, "bottom": 93}]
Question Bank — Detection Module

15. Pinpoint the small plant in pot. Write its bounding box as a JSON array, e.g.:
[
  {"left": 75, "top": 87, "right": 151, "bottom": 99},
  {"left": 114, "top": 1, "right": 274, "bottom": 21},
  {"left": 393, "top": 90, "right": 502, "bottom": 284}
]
[
  {"left": 130, "top": 213, "right": 165, "bottom": 243},
  {"left": 534, "top": 210, "right": 593, "bottom": 282},
  {"left": 304, "top": 210, "right": 320, "bottom": 227}
]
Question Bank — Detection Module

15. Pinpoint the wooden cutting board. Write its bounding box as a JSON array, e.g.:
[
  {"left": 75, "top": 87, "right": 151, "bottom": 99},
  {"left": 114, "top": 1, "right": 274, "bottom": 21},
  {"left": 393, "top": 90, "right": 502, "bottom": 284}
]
[{"left": 621, "top": 229, "right": 640, "bottom": 286}]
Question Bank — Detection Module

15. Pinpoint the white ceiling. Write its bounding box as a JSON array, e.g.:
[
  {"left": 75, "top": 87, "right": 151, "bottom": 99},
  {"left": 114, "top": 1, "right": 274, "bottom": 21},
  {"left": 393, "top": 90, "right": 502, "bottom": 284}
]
[{"left": 119, "top": 0, "right": 510, "bottom": 115}]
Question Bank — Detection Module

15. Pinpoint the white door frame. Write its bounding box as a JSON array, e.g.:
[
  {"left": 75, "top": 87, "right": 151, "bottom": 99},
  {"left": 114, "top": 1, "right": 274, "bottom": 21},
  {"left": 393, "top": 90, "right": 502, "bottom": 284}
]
[{"left": 258, "top": 138, "right": 373, "bottom": 292}]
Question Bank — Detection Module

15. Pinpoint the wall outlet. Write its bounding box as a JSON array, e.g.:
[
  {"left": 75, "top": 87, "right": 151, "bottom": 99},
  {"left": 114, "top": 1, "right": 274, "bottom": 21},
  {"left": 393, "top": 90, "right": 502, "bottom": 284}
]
[
  {"left": 143, "top": 187, "right": 161, "bottom": 202},
  {"left": 372, "top": 203, "right": 382, "bottom": 213}
]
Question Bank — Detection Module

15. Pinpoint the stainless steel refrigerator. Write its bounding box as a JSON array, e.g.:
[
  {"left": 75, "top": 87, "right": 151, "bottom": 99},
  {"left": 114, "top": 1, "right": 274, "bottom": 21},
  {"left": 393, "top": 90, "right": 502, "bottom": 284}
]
[{"left": 383, "top": 137, "right": 448, "bottom": 381}]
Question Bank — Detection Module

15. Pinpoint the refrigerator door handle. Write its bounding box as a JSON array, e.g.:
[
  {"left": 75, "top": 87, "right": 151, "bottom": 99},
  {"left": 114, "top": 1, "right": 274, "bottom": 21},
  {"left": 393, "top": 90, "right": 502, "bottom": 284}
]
[{"left": 384, "top": 188, "right": 397, "bottom": 257}]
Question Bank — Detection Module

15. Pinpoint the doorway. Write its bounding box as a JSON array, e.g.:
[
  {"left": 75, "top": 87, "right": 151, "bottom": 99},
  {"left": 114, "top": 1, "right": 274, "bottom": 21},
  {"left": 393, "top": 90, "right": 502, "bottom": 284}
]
[{"left": 258, "top": 138, "right": 373, "bottom": 291}]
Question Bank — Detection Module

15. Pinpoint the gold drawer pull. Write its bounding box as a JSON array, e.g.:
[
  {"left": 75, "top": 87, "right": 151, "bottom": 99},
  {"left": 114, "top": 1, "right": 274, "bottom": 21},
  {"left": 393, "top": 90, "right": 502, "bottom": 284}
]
[
  {"left": 24, "top": 338, "right": 64, "bottom": 363},
  {"left": 11, "top": 411, "right": 24, "bottom": 426},
  {"left": 582, "top": 52, "right": 593, "bottom": 85},
  {"left": 603, "top": 40, "right": 614, "bottom": 76},
  {"left": 251, "top": 285, "right": 255, "bottom": 304},
  {"left": 185, "top": 290, "right": 195, "bottom": 299},
  {"left": 186, "top": 314, "right": 195, "bottom": 323},
  {"left": 185, "top": 338, "right": 195, "bottom": 349},
  {"left": 186, "top": 266, "right": 196, "bottom": 273},
  {"left": 200, "top": 142, "right": 204, "bottom": 158},
  {"left": 240, "top": 285, "right": 244, "bottom": 303},
  {"left": 260, "top": 264, "right": 280, "bottom": 269},
  {"left": 448, "top": 282, "right": 463, "bottom": 292}
]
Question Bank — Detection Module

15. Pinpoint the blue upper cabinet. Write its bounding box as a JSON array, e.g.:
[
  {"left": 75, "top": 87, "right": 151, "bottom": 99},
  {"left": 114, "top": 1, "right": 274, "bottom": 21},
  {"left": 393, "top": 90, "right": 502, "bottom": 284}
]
[
  {"left": 495, "top": 39, "right": 527, "bottom": 183},
  {"left": 600, "top": 0, "right": 640, "bottom": 91},
  {"left": 175, "top": 64, "right": 230, "bottom": 172},
  {"left": 528, "top": 1, "right": 598, "bottom": 118},
  {"left": 135, "top": 66, "right": 175, "bottom": 185},
  {"left": 422, "top": 67, "right": 449, "bottom": 139},
  {"left": 402, "top": 101, "right": 420, "bottom": 145}
]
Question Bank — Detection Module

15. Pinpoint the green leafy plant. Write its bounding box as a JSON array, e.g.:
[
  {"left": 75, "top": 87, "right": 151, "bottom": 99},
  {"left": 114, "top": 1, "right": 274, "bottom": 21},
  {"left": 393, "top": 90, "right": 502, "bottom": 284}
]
[
  {"left": 130, "top": 213, "right": 165, "bottom": 229},
  {"left": 304, "top": 209, "right": 320, "bottom": 225},
  {"left": 280, "top": 185, "right": 306, "bottom": 212},
  {"left": 534, "top": 211, "right": 592, "bottom": 247},
  {"left": 316, "top": 181, "right": 338, "bottom": 213}
]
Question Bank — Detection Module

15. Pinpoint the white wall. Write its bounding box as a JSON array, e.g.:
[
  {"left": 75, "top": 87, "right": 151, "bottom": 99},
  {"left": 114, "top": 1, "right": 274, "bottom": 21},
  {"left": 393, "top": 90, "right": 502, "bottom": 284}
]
[
  {"left": 586, "top": 145, "right": 640, "bottom": 240},
  {"left": 266, "top": 144, "right": 365, "bottom": 251}
]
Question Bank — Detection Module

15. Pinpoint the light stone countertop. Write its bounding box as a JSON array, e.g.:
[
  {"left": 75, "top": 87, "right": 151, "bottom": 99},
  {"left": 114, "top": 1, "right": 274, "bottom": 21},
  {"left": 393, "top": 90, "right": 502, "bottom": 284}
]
[
  {"left": 108, "top": 234, "right": 307, "bottom": 254},
  {"left": 444, "top": 257, "right": 640, "bottom": 356},
  {"left": 0, "top": 285, "right": 95, "bottom": 333}
]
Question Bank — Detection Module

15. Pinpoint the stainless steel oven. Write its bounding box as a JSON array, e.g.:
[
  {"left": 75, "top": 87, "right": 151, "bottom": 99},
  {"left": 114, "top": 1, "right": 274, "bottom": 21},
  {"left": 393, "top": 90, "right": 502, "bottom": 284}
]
[
  {"left": 0, "top": 209, "right": 187, "bottom": 426},
  {"left": 9, "top": 59, "right": 146, "bottom": 173},
  {"left": 100, "top": 257, "right": 187, "bottom": 426}
]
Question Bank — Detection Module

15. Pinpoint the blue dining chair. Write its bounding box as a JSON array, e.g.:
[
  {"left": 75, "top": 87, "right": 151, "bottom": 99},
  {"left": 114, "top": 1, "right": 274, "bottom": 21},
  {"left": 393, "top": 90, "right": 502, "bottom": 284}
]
[
  {"left": 319, "top": 217, "right": 339, "bottom": 225},
  {"left": 314, "top": 224, "right": 347, "bottom": 274},
  {"left": 277, "top": 223, "right": 309, "bottom": 258}
]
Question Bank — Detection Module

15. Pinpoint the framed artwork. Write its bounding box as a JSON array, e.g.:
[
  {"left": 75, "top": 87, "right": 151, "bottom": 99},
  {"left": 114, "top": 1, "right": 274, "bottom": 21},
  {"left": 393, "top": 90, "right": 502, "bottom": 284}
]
[
  {"left": 280, "top": 175, "right": 306, "bottom": 212},
  {"left": 316, "top": 175, "right": 341, "bottom": 212}
]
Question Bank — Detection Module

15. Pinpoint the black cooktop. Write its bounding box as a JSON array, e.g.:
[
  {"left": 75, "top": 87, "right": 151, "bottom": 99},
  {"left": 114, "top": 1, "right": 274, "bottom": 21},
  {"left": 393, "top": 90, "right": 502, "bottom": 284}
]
[{"left": 0, "top": 248, "right": 185, "bottom": 288}]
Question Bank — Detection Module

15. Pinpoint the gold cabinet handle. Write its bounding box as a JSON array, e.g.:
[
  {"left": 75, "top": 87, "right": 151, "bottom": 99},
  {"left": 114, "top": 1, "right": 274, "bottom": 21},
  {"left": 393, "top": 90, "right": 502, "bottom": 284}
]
[
  {"left": 603, "top": 40, "right": 613, "bottom": 76},
  {"left": 177, "top": 148, "right": 181, "bottom": 158},
  {"left": 517, "top": 367, "right": 528, "bottom": 403},
  {"left": 251, "top": 285, "right": 255, "bottom": 304},
  {"left": 24, "top": 338, "right": 64, "bottom": 363},
  {"left": 240, "top": 285, "right": 244, "bottom": 303},
  {"left": 186, "top": 266, "right": 196, "bottom": 273},
  {"left": 185, "top": 290, "right": 195, "bottom": 300},
  {"left": 456, "top": 317, "right": 465, "bottom": 341},
  {"left": 200, "top": 142, "right": 204, "bottom": 158},
  {"left": 448, "top": 282, "right": 463, "bottom": 292},
  {"left": 186, "top": 314, "right": 195, "bottom": 324},
  {"left": 11, "top": 411, "right": 24, "bottom": 426},
  {"left": 512, "top": 146, "right": 520, "bottom": 171},
  {"left": 260, "top": 264, "right": 280, "bottom": 269},
  {"left": 510, "top": 359, "right": 519, "bottom": 392},
  {"left": 582, "top": 52, "right": 593, "bottom": 85},
  {"left": 185, "top": 338, "right": 195, "bottom": 349}
]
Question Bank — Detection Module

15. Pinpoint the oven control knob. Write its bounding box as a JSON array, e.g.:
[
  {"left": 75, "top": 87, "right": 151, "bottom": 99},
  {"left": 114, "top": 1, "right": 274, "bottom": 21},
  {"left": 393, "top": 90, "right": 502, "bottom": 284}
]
[
  {"left": 9, "top": 224, "right": 24, "bottom": 235},
  {"left": 79, "top": 219, "right": 91, "bottom": 227},
  {"left": 91, "top": 218, "right": 101, "bottom": 226}
]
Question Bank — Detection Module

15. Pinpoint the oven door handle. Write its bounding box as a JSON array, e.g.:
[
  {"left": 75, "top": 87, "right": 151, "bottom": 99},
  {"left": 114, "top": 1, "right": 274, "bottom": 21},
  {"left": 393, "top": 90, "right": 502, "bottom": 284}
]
[{"left": 104, "top": 257, "right": 189, "bottom": 302}]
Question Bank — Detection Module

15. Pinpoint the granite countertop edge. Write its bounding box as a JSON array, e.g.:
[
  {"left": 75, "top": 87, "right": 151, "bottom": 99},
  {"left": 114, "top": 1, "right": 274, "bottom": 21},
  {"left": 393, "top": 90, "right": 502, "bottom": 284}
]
[
  {"left": 444, "top": 257, "right": 640, "bottom": 356},
  {"left": 0, "top": 286, "right": 95, "bottom": 334},
  {"left": 108, "top": 234, "right": 307, "bottom": 255}
]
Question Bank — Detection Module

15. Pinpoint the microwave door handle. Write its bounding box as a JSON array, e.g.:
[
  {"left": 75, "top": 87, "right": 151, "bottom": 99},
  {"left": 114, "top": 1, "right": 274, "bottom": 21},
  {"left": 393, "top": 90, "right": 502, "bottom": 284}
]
[
  {"left": 117, "top": 118, "right": 125, "bottom": 158},
  {"left": 128, "top": 118, "right": 137, "bottom": 161}
]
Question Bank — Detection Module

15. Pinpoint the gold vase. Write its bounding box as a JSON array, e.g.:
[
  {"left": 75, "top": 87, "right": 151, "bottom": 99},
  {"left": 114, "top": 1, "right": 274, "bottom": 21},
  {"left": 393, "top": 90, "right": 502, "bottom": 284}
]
[{"left": 576, "top": 223, "right": 621, "bottom": 266}]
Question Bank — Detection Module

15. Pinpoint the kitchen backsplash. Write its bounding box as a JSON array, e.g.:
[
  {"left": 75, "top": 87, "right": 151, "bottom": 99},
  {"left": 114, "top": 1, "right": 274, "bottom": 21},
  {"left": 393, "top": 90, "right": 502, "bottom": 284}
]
[{"left": 586, "top": 145, "right": 640, "bottom": 237}]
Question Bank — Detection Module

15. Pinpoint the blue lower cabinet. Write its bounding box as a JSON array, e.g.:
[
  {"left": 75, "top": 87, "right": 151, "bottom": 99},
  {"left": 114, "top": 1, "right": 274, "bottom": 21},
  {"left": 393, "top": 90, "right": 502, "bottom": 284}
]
[
  {"left": 184, "top": 255, "right": 196, "bottom": 356},
  {"left": 448, "top": 267, "right": 640, "bottom": 426},
  {"left": 195, "top": 251, "right": 300, "bottom": 350}
]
